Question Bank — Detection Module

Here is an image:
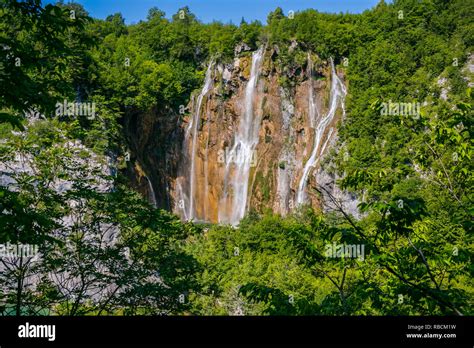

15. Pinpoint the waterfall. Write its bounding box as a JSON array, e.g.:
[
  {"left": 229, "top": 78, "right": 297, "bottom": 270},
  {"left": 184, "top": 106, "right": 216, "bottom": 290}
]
[
  {"left": 219, "top": 47, "right": 264, "bottom": 225},
  {"left": 185, "top": 62, "right": 213, "bottom": 221},
  {"left": 145, "top": 175, "right": 157, "bottom": 207},
  {"left": 296, "top": 58, "right": 346, "bottom": 205}
]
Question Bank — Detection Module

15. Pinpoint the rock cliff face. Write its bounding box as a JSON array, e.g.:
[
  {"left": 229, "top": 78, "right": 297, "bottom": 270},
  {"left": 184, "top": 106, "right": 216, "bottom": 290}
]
[
  {"left": 123, "top": 105, "right": 182, "bottom": 210},
  {"left": 125, "top": 45, "right": 355, "bottom": 224},
  {"left": 173, "top": 45, "right": 351, "bottom": 224}
]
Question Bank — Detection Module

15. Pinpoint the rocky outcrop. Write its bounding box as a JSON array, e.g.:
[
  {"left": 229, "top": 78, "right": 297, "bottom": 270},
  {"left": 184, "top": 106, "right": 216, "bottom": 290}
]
[
  {"left": 122, "top": 105, "right": 183, "bottom": 210},
  {"left": 168, "top": 45, "right": 353, "bottom": 223},
  {"left": 121, "top": 44, "right": 357, "bottom": 224}
]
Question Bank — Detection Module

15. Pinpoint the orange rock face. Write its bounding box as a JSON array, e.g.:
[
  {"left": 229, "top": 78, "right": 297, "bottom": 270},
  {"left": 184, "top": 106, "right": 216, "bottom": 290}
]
[{"left": 172, "top": 47, "right": 347, "bottom": 224}]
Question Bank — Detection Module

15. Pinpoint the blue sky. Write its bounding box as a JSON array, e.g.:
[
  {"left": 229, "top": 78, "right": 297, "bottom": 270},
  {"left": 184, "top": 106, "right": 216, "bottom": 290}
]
[{"left": 45, "top": 0, "right": 382, "bottom": 24}]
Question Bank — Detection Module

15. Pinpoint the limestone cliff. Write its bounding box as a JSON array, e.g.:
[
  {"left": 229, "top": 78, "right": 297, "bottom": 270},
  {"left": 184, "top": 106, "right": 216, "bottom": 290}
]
[
  {"left": 123, "top": 44, "right": 355, "bottom": 224},
  {"left": 170, "top": 45, "right": 350, "bottom": 224}
]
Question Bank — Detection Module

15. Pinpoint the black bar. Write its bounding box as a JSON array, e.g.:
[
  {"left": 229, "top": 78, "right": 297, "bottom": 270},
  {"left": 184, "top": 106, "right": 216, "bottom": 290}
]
[{"left": 0, "top": 316, "right": 472, "bottom": 346}]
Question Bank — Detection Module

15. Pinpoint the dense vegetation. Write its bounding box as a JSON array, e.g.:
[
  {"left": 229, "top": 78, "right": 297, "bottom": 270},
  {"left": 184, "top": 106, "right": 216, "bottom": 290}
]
[{"left": 0, "top": 0, "right": 472, "bottom": 315}]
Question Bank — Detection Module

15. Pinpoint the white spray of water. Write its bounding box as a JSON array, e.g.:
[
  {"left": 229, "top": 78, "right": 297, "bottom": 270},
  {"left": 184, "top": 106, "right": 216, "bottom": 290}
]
[
  {"left": 296, "top": 58, "right": 346, "bottom": 205},
  {"left": 186, "top": 62, "right": 213, "bottom": 221},
  {"left": 175, "top": 180, "right": 188, "bottom": 219},
  {"left": 145, "top": 175, "right": 157, "bottom": 207},
  {"left": 219, "top": 48, "right": 264, "bottom": 225}
]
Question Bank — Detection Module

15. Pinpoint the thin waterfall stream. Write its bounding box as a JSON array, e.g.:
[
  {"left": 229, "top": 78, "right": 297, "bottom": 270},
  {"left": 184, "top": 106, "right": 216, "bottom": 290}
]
[{"left": 296, "top": 58, "right": 346, "bottom": 205}]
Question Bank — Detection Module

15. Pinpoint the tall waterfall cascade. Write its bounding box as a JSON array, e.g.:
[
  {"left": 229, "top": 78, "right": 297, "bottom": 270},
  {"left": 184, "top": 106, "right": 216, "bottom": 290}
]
[
  {"left": 177, "top": 62, "right": 214, "bottom": 221},
  {"left": 296, "top": 58, "right": 347, "bottom": 205},
  {"left": 219, "top": 47, "right": 265, "bottom": 225}
]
